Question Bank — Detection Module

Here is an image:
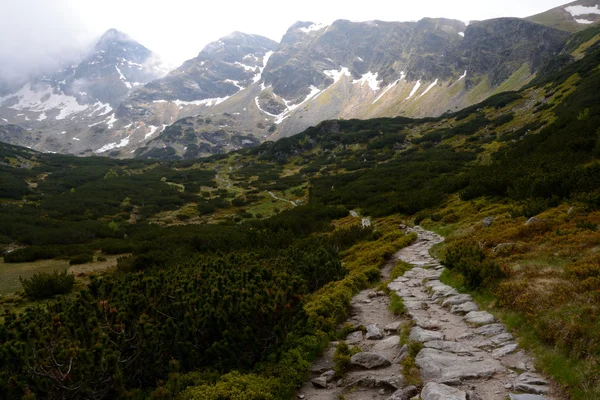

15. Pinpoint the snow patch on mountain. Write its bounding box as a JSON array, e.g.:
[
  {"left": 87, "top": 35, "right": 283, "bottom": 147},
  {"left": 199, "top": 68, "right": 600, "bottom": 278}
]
[
  {"left": 95, "top": 135, "right": 131, "bottom": 153},
  {"left": 299, "top": 23, "right": 329, "bottom": 33},
  {"left": 254, "top": 51, "right": 274, "bottom": 83},
  {"left": 420, "top": 79, "right": 438, "bottom": 97},
  {"left": 115, "top": 65, "right": 133, "bottom": 89},
  {"left": 458, "top": 32, "right": 465, "bottom": 37},
  {"left": 372, "top": 72, "right": 406, "bottom": 104},
  {"left": 225, "top": 79, "right": 245, "bottom": 90},
  {"left": 2, "top": 84, "right": 89, "bottom": 120},
  {"left": 565, "top": 5, "right": 600, "bottom": 17},
  {"left": 458, "top": 70, "right": 468, "bottom": 81},
  {"left": 406, "top": 80, "right": 422, "bottom": 99},
  {"left": 324, "top": 67, "right": 352, "bottom": 84},
  {"left": 575, "top": 18, "right": 595, "bottom": 24},
  {"left": 144, "top": 125, "right": 160, "bottom": 140},
  {"left": 353, "top": 72, "right": 381, "bottom": 91}
]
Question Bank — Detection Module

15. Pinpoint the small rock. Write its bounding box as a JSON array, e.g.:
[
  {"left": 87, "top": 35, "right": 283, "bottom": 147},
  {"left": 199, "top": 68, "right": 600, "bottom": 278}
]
[
  {"left": 311, "top": 376, "right": 328, "bottom": 388},
  {"left": 346, "top": 331, "right": 363, "bottom": 344},
  {"left": 379, "top": 389, "right": 386, "bottom": 395},
  {"left": 409, "top": 326, "right": 445, "bottom": 343},
  {"left": 492, "top": 343, "right": 519, "bottom": 358},
  {"left": 387, "top": 386, "right": 419, "bottom": 400},
  {"left": 505, "top": 383, "right": 513, "bottom": 389},
  {"left": 384, "top": 321, "right": 402, "bottom": 332},
  {"left": 366, "top": 324, "right": 384, "bottom": 340},
  {"left": 350, "top": 352, "right": 391, "bottom": 369},
  {"left": 525, "top": 217, "right": 540, "bottom": 226},
  {"left": 514, "top": 372, "right": 549, "bottom": 394},
  {"left": 567, "top": 206, "right": 575, "bottom": 215},
  {"left": 482, "top": 217, "right": 494, "bottom": 227},
  {"left": 298, "top": 395, "right": 305, "bottom": 399},
  {"left": 450, "top": 301, "right": 479, "bottom": 315},
  {"left": 464, "top": 311, "right": 495, "bottom": 325},
  {"left": 421, "top": 382, "right": 467, "bottom": 400}
]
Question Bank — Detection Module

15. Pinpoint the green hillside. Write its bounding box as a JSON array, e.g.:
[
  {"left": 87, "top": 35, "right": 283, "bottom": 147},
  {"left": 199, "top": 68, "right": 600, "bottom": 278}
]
[{"left": 1, "top": 26, "right": 600, "bottom": 400}]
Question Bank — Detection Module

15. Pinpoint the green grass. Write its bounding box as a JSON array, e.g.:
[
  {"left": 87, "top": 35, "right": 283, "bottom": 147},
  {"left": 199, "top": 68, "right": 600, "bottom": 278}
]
[
  {"left": 388, "top": 292, "right": 406, "bottom": 315},
  {"left": 0, "top": 253, "right": 120, "bottom": 294}
]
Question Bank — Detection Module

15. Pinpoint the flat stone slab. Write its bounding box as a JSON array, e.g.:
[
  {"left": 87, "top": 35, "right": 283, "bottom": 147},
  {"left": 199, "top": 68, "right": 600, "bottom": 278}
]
[
  {"left": 515, "top": 373, "right": 549, "bottom": 394},
  {"left": 384, "top": 321, "right": 402, "bottom": 332},
  {"left": 424, "top": 340, "right": 473, "bottom": 355},
  {"left": 464, "top": 311, "right": 495, "bottom": 325},
  {"left": 350, "top": 352, "right": 391, "bottom": 369},
  {"left": 492, "top": 343, "right": 519, "bottom": 358},
  {"left": 491, "top": 332, "right": 514, "bottom": 346},
  {"left": 509, "top": 395, "right": 549, "bottom": 400},
  {"left": 372, "top": 336, "right": 400, "bottom": 353},
  {"left": 442, "top": 294, "right": 473, "bottom": 307},
  {"left": 413, "top": 315, "right": 441, "bottom": 330},
  {"left": 416, "top": 348, "right": 505, "bottom": 384},
  {"left": 346, "top": 373, "right": 404, "bottom": 389},
  {"left": 421, "top": 382, "right": 467, "bottom": 400},
  {"left": 450, "top": 301, "right": 479, "bottom": 315},
  {"left": 474, "top": 324, "right": 507, "bottom": 337},
  {"left": 409, "top": 326, "right": 445, "bottom": 343}
]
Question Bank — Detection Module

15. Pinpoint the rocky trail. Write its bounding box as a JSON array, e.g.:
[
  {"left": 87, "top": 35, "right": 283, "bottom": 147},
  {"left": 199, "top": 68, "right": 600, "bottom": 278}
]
[{"left": 297, "top": 227, "right": 560, "bottom": 400}]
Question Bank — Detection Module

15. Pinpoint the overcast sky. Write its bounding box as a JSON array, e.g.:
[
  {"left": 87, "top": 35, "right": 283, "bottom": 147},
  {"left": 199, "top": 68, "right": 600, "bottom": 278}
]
[{"left": 0, "top": 0, "right": 571, "bottom": 84}]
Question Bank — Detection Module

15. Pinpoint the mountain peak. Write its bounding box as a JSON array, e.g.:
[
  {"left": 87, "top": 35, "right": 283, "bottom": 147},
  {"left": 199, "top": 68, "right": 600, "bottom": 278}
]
[{"left": 95, "top": 29, "right": 136, "bottom": 50}]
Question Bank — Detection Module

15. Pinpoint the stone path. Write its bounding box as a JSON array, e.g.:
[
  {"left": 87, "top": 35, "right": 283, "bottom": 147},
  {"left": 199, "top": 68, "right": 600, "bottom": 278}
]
[{"left": 297, "top": 226, "right": 560, "bottom": 400}]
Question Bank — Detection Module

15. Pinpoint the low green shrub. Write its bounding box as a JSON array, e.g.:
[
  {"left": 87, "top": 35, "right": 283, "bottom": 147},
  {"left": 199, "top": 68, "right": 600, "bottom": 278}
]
[
  {"left": 69, "top": 254, "right": 93, "bottom": 265},
  {"left": 444, "top": 242, "right": 506, "bottom": 289},
  {"left": 19, "top": 270, "right": 75, "bottom": 299}
]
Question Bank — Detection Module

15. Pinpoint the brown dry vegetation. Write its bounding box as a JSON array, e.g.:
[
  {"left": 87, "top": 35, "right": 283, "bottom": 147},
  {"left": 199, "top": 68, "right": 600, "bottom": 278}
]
[{"left": 423, "top": 200, "right": 600, "bottom": 398}]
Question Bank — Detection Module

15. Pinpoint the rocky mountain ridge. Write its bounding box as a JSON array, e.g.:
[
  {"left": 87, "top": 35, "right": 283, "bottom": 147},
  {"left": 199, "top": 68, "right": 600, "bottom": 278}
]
[{"left": 0, "top": 4, "right": 584, "bottom": 158}]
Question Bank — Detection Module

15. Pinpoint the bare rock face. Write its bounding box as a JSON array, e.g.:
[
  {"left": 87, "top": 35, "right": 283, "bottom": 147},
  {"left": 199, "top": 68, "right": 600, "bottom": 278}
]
[
  {"left": 350, "top": 352, "right": 391, "bottom": 369},
  {"left": 421, "top": 382, "right": 467, "bottom": 400}
]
